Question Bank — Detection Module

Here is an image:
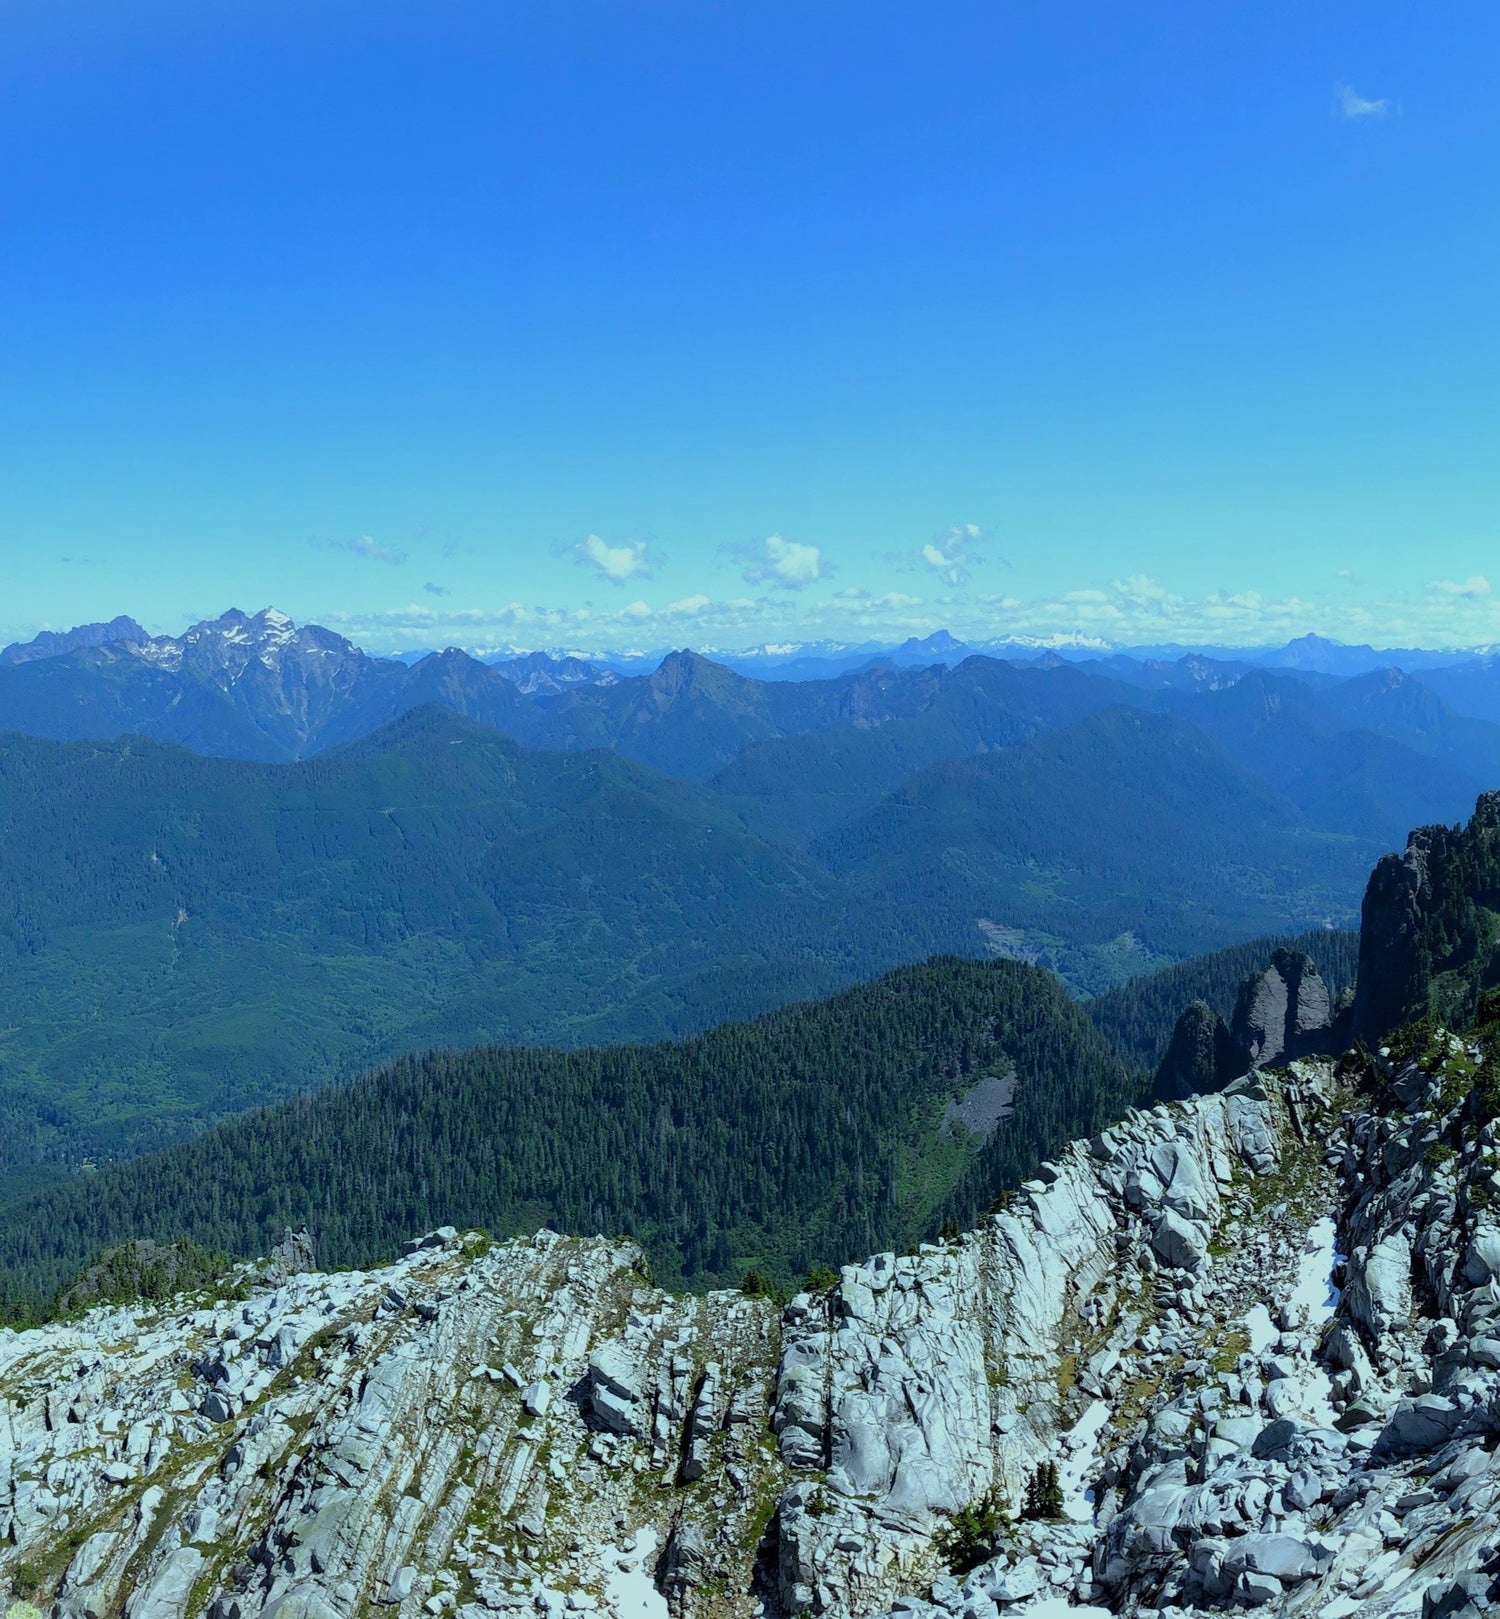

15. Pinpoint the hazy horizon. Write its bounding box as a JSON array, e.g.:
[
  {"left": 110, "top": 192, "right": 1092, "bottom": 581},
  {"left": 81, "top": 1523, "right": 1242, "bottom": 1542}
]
[{"left": 4, "top": 603, "right": 1497, "bottom": 665}]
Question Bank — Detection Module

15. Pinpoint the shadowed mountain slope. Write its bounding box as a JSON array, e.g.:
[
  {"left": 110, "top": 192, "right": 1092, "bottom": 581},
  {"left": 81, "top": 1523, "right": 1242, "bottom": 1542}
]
[
  {"left": 0, "top": 708, "right": 972, "bottom": 1196},
  {"left": 811, "top": 707, "right": 1376, "bottom": 958}
]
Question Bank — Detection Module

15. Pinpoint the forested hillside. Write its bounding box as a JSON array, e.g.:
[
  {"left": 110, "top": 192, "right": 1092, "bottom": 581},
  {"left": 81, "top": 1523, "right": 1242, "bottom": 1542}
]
[
  {"left": 711, "top": 655, "right": 1128, "bottom": 837},
  {"left": 0, "top": 957, "right": 1142, "bottom": 1317},
  {"left": 813, "top": 708, "right": 1376, "bottom": 958},
  {"left": 1160, "top": 670, "right": 1497, "bottom": 846},
  {"left": 0, "top": 710, "right": 971, "bottom": 1196}
]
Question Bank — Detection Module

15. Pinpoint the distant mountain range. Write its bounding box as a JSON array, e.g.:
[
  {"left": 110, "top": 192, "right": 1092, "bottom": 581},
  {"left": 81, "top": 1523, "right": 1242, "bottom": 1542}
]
[
  {"left": 3, "top": 610, "right": 1498, "bottom": 912},
  {"left": 13, "top": 615, "right": 1498, "bottom": 673},
  {"left": 3, "top": 604, "right": 1499, "bottom": 1228},
  {"left": 6, "top": 608, "right": 1500, "bottom": 759},
  {"left": 1, "top": 608, "right": 1497, "bottom": 1056}
]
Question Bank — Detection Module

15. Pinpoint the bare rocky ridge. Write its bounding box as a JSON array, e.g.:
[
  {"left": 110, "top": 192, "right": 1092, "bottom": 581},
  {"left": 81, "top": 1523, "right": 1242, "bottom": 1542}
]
[
  {"left": 4, "top": 1049, "right": 1500, "bottom": 1618},
  {"left": 0, "top": 619, "right": 147, "bottom": 667}
]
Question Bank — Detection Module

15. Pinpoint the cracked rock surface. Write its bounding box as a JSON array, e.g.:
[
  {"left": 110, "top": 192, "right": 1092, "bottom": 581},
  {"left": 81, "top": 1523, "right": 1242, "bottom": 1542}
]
[{"left": 5, "top": 1053, "right": 1500, "bottom": 1618}]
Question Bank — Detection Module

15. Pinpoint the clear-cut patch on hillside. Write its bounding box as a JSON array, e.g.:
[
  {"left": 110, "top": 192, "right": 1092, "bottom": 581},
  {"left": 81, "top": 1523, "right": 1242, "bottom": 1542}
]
[{"left": 942, "top": 1070, "right": 1016, "bottom": 1140}]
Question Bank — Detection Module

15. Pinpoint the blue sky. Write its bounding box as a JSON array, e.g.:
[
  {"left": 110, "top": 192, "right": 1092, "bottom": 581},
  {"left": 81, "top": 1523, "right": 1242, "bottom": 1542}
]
[{"left": 2, "top": 1, "right": 1497, "bottom": 653}]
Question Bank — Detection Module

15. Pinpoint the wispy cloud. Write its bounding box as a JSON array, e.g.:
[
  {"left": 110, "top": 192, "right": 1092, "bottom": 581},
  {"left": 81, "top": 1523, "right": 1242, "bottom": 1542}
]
[
  {"left": 574, "top": 533, "right": 655, "bottom": 584},
  {"left": 423, "top": 581, "right": 450, "bottom": 597},
  {"left": 738, "top": 533, "right": 826, "bottom": 591},
  {"left": 1430, "top": 575, "right": 1491, "bottom": 600},
  {"left": 343, "top": 535, "right": 408, "bottom": 565},
  {"left": 310, "top": 535, "right": 409, "bottom": 565},
  {"left": 317, "top": 565, "right": 1500, "bottom": 659},
  {"left": 1334, "top": 82, "right": 1390, "bottom": 121},
  {"left": 916, "top": 522, "right": 994, "bottom": 585}
]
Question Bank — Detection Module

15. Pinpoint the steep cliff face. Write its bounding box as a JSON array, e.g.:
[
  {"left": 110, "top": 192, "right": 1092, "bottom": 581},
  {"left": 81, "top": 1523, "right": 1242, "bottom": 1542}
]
[
  {"left": 1151, "top": 951, "right": 1336, "bottom": 1103},
  {"left": 1227, "top": 951, "right": 1334, "bottom": 1069},
  {"left": 10, "top": 1040, "right": 1499, "bottom": 1619},
  {"left": 1352, "top": 789, "right": 1500, "bottom": 1043}
]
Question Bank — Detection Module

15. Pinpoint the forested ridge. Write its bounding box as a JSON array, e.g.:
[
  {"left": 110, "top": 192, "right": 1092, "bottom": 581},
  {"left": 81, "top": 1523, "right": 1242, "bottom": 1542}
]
[
  {"left": 0, "top": 957, "right": 1143, "bottom": 1317},
  {"left": 0, "top": 710, "right": 973, "bottom": 1195},
  {"left": 813, "top": 709, "right": 1375, "bottom": 957}
]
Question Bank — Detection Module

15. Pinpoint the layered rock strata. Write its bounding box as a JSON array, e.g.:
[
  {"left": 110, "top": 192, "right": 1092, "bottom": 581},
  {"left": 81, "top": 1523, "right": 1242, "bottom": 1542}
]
[{"left": 4, "top": 1049, "right": 1500, "bottom": 1618}]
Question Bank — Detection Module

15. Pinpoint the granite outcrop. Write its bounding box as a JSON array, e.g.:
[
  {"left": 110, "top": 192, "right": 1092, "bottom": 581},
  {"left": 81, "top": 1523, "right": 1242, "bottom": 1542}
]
[{"left": 5, "top": 1042, "right": 1500, "bottom": 1619}]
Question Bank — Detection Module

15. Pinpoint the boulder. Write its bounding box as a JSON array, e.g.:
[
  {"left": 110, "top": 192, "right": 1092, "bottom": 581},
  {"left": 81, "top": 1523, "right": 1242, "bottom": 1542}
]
[
  {"left": 589, "top": 1384, "right": 640, "bottom": 1436},
  {"left": 1251, "top": 1418, "right": 1304, "bottom": 1461},
  {"left": 1346, "top": 1232, "right": 1413, "bottom": 1340},
  {"left": 1151, "top": 1209, "right": 1209, "bottom": 1273},
  {"left": 1423, "top": 1574, "right": 1498, "bottom": 1619},
  {"left": 125, "top": 1549, "right": 205, "bottom": 1619},
  {"left": 1376, "top": 1394, "right": 1463, "bottom": 1455},
  {"left": 1222, "top": 1532, "right": 1334, "bottom": 1585},
  {"left": 1236, "top": 1569, "right": 1283, "bottom": 1607},
  {"left": 199, "top": 1391, "right": 235, "bottom": 1424},
  {"left": 984, "top": 1560, "right": 1041, "bottom": 1603},
  {"left": 1460, "top": 1227, "right": 1500, "bottom": 1287},
  {"left": 663, "top": 1522, "right": 709, "bottom": 1592},
  {"left": 1223, "top": 1092, "right": 1280, "bottom": 1175},
  {"left": 587, "top": 1342, "right": 641, "bottom": 1403}
]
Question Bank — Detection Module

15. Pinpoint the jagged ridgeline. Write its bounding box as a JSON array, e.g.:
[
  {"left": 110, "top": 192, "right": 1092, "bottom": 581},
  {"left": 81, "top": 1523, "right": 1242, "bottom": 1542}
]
[{"left": 0, "top": 957, "right": 1142, "bottom": 1317}]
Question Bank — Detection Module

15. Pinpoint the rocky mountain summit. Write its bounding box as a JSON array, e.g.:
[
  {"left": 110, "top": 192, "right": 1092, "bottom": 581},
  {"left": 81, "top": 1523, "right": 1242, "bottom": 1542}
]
[
  {"left": 0, "top": 619, "right": 147, "bottom": 667},
  {"left": 6, "top": 1031, "right": 1500, "bottom": 1618}
]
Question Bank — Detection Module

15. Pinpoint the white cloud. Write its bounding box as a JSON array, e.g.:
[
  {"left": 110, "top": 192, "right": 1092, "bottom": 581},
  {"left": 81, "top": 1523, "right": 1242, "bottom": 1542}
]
[
  {"left": 316, "top": 535, "right": 408, "bottom": 565},
  {"left": 1335, "top": 82, "right": 1389, "bottom": 120},
  {"left": 917, "top": 522, "right": 988, "bottom": 584},
  {"left": 575, "top": 533, "right": 654, "bottom": 583},
  {"left": 740, "top": 533, "right": 826, "bottom": 590},
  {"left": 1431, "top": 575, "right": 1491, "bottom": 599},
  {"left": 315, "top": 564, "right": 1500, "bottom": 660}
]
